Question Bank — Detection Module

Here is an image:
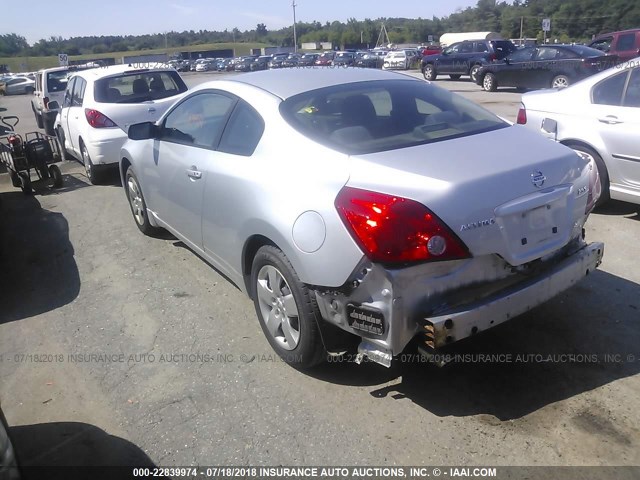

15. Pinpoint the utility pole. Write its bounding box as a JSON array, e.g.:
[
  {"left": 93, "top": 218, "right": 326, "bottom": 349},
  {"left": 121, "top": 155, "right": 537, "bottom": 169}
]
[
  {"left": 520, "top": 17, "right": 524, "bottom": 44},
  {"left": 292, "top": 1, "right": 298, "bottom": 53}
]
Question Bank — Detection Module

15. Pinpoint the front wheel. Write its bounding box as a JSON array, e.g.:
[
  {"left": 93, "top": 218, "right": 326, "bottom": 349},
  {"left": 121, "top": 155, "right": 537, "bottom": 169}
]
[
  {"left": 482, "top": 73, "right": 498, "bottom": 92},
  {"left": 125, "top": 167, "right": 160, "bottom": 236},
  {"left": 470, "top": 64, "right": 482, "bottom": 83},
  {"left": 34, "top": 109, "right": 44, "bottom": 129},
  {"left": 423, "top": 64, "right": 437, "bottom": 81},
  {"left": 251, "top": 246, "right": 326, "bottom": 369}
]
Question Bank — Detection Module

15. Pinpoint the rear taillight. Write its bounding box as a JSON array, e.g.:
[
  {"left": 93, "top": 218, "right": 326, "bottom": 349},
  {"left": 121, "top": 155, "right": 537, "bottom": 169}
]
[
  {"left": 85, "top": 109, "right": 117, "bottom": 128},
  {"left": 335, "top": 187, "right": 470, "bottom": 264},
  {"left": 516, "top": 106, "right": 527, "bottom": 125},
  {"left": 43, "top": 96, "right": 49, "bottom": 109}
]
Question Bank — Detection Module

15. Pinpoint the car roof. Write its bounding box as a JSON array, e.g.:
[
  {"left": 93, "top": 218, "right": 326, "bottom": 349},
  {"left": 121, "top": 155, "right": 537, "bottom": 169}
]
[
  {"left": 222, "top": 68, "right": 420, "bottom": 100},
  {"left": 74, "top": 64, "right": 174, "bottom": 81}
]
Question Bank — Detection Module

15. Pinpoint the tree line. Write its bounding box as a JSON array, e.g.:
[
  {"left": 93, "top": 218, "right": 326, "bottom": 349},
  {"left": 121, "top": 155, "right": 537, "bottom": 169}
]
[{"left": 1, "top": 0, "right": 639, "bottom": 57}]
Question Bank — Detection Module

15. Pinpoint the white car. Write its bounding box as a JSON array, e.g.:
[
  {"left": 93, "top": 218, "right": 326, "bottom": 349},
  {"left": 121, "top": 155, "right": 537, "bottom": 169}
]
[
  {"left": 53, "top": 64, "right": 188, "bottom": 184},
  {"left": 382, "top": 50, "right": 417, "bottom": 70},
  {"left": 518, "top": 58, "right": 640, "bottom": 205}
]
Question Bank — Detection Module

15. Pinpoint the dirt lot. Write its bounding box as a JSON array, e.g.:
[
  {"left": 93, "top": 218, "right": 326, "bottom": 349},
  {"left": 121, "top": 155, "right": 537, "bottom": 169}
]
[{"left": 1, "top": 72, "right": 640, "bottom": 474}]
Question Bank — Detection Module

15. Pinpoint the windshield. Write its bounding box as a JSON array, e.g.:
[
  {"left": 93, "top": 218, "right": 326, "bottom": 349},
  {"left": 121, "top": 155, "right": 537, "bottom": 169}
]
[
  {"left": 280, "top": 79, "right": 507, "bottom": 155},
  {"left": 94, "top": 70, "right": 188, "bottom": 103}
]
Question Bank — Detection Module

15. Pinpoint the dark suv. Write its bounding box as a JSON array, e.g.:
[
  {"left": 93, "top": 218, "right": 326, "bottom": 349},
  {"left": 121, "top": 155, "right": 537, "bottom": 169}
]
[{"left": 421, "top": 39, "right": 517, "bottom": 82}]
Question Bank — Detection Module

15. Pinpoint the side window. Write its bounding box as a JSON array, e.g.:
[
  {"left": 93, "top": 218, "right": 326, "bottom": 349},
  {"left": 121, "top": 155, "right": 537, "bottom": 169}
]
[
  {"left": 459, "top": 43, "right": 473, "bottom": 54},
  {"left": 71, "top": 78, "right": 86, "bottom": 107},
  {"left": 536, "top": 48, "right": 559, "bottom": 61},
  {"left": 161, "top": 92, "right": 235, "bottom": 148},
  {"left": 555, "top": 48, "right": 577, "bottom": 59},
  {"left": 615, "top": 33, "right": 636, "bottom": 51},
  {"left": 446, "top": 44, "right": 461, "bottom": 54},
  {"left": 63, "top": 77, "right": 76, "bottom": 108},
  {"left": 590, "top": 37, "right": 613, "bottom": 52},
  {"left": 508, "top": 48, "right": 535, "bottom": 62},
  {"left": 592, "top": 71, "right": 628, "bottom": 106},
  {"left": 475, "top": 42, "right": 489, "bottom": 53},
  {"left": 218, "top": 101, "right": 265, "bottom": 156},
  {"left": 623, "top": 68, "right": 640, "bottom": 108}
]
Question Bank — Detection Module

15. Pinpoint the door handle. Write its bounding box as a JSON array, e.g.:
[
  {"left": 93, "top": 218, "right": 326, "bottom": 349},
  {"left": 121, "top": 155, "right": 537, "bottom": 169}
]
[
  {"left": 598, "top": 115, "right": 623, "bottom": 125},
  {"left": 186, "top": 167, "right": 202, "bottom": 180}
]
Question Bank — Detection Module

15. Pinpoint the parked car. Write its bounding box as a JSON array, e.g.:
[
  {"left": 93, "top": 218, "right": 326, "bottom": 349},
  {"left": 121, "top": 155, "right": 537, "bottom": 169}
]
[
  {"left": 216, "top": 58, "right": 234, "bottom": 72},
  {"left": 589, "top": 29, "right": 640, "bottom": 62},
  {"left": 332, "top": 51, "right": 356, "bottom": 67},
  {"left": 420, "top": 44, "right": 442, "bottom": 56},
  {"left": 195, "top": 60, "right": 216, "bottom": 72},
  {"left": 251, "top": 56, "right": 271, "bottom": 71},
  {"left": 0, "top": 76, "right": 34, "bottom": 96},
  {"left": 32, "top": 66, "right": 94, "bottom": 135},
  {"left": 422, "top": 39, "right": 517, "bottom": 82},
  {"left": 53, "top": 64, "right": 188, "bottom": 184},
  {"left": 297, "top": 53, "right": 320, "bottom": 67},
  {"left": 268, "top": 54, "right": 289, "bottom": 69},
  {"left": 517, "top": 58, "right": 640, "bottom": 206},
  {"left": 383, "top": 49, "right": 419, "bottom": 70},
  {"left": 314, "top": 51, "right": 335, "bottom": 66},
  {"left": 120, "top": 68, "right": 603, "bottom": 370},
  {"left": 355, "top": 50, "right": 386, "bottom": 69},
  {"left": 282, "top": 54, "right": 302, "bottom": 68},
  {"left": 235, "top": 56, "right": 259, "bottom": 72},
  {"left": 476, "top": 44, "right": 617, "bottom": 92}
]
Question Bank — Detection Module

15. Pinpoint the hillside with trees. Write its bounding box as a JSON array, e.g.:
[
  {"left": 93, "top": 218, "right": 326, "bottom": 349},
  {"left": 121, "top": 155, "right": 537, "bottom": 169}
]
[{"left": 1, "top": 0, "right": 639, "bottom": 57}]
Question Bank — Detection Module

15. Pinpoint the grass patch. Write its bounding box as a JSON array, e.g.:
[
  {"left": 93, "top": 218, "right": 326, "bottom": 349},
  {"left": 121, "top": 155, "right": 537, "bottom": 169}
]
[{"left": 1, "top": 42, "right": 269, "bottom": 72}]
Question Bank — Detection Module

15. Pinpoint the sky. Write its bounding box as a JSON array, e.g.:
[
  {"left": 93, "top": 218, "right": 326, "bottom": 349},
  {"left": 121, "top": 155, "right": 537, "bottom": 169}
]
[{"left": 2, "top": 0, "right": 481, "bottom": 45}]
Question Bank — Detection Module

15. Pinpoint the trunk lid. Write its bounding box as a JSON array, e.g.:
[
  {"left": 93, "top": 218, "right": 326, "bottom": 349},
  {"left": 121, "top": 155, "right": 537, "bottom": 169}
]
[{"left": 345, "top": 125, "right": 589, "bottom": 266}]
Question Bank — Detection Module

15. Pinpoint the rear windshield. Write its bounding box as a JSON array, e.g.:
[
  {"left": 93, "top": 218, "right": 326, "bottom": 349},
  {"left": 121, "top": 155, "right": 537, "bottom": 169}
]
[
  {"left": 46, "top": 70, "right": 73, "bottom": 93},
  {"left": 491, "top": 41, "right": 517, "bottom": 57},
  {"left": 568, "top": 45, "right": 609, "bottom": 57},
  {"left": 280, "top": 79, "right": 507, "bottom": 155},
  {"left": 94, "top": 70, "right": 187, "bottom": 103}
]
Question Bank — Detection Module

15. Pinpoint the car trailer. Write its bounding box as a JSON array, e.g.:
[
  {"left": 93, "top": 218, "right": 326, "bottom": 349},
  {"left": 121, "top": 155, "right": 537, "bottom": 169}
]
[{"left": 0, "top": 115, "right": 63, "bottom": 194}]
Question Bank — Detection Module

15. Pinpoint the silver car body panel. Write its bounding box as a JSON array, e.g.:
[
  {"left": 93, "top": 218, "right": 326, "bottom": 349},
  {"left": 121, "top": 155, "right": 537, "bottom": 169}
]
[
  {"left": 121, "top": 68, "right": 603, "bottom": 365},
  {"left": 520, "top": 59, "right": 640, "bottom": 205}
]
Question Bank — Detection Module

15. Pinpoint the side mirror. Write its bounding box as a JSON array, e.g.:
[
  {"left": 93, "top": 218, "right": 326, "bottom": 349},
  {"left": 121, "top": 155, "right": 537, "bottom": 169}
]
[
  {"left": 128, "top": 121, "right": 157, "bottom": 140},
  {"left": 48, "top": 101, "right": 60, "bottom": 110}
]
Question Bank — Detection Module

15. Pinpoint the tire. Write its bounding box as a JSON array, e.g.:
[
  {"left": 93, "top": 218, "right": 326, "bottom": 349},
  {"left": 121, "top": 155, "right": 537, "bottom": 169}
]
[
  {"left": 80, "top": 141, "right": 102, "bottom": 185},
  {"left": 423, "top": 63, "right": 437, "bottom": 81},
  {"left": 49, "top": 164, "right": 63, "bottom": 188},
  {"left": 470, "top": 64, "right": 482, "bottom": 83},
  {"left": 564, "top": 142, "right": 610, "bottom": 207},
  {"left": 551, "top": 75, "right": 570, "bottom": 88},
  {"left": 19, "top": 172, "right": 32, "bottom": 195},
  {"left": 56, "top": 128, "right": 72, "bottom": 160},
  {"left": 251, "top": 246, "right": 326, "bottom": 369},
  {"left": 449, "top": 74, "right": 462, "bottom": 80},
  {"left": 34, "top": 108, "right": 44, "bottom": 129},
  {"left": 44, "top": 121, "right": 56, "bottom": 136},
  {"left": 9, "top": 169, "right": 21, "bottom": 188},
  {"left": 125, "top": 167, "right": 160, "bottom": 236},
  {"left": 482, "top": 72, "right": 498, "bottom": 92}
]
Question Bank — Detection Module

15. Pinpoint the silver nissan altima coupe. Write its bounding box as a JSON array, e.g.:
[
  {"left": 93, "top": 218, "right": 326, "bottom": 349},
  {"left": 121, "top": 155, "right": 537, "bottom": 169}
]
[{"left": 120, "top": 68, "right": 604, "bottom": 369}]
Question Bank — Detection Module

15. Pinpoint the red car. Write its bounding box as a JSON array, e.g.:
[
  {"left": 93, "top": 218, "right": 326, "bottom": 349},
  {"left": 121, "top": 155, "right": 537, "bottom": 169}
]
[
  {"left": 420, "top": 44, "right": 442, "bottom": 56},
  {"left": 314, "top": 52, "right": 335, "bottom": 66}
]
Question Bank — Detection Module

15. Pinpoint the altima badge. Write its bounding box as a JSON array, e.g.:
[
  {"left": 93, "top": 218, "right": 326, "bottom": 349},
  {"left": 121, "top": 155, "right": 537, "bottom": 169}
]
[{"left": 531, "top": 171, "right": 546, "bottom": 188}]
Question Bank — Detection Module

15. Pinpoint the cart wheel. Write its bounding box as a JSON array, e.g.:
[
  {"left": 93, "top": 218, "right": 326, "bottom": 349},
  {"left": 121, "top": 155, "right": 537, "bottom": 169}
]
[
  {"left": 49, "top": 164, "right": 63, "bottom": 188},
  {"left": 9, "top": 170, "right": 21, "bottom": 188},
  {"left": 19, "top": 173, "right": 33, "bottom": 195}
]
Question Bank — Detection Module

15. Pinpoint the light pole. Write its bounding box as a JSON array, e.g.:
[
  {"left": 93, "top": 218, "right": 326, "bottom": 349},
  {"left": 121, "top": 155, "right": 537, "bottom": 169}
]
[{"left": 292, "top": 1, "right": 297, "bottom": 52}]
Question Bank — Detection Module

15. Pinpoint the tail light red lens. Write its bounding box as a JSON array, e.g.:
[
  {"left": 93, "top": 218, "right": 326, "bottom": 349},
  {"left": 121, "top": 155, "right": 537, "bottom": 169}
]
[
  {"left": 516, "top": 107, "right": 527, "bottom": 125},
  {"left": 335, "top": 187, "right": 470, "bottom": 264},
  {"left": 85, "top": 109, "right": 117, "bottom": 128}
]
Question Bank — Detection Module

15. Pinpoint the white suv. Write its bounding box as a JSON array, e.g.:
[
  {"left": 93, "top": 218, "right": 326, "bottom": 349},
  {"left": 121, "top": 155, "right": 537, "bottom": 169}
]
[
  {"left": 32, "top": 66, "right": 93, "bottom": 135},
  {"left": 54, "top": 64, "right": 188, "bottom": 184}
]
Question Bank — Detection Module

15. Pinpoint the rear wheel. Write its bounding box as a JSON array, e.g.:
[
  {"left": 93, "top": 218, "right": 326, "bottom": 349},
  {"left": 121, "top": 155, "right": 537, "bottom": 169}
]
[
  {"left": 80, "top": 141, "right": 102, "bottom": 185},
  {"left": 482, "top": 73, "right": 498, "bottom": 92},
  {"left": 33, "top": 108, "right": 44, "bottom": 129},
  {"left": 564, "top": 142, "right": 609, "bottom": 207},
  {"left": 423, "top": 64, "right": 437, "bottom": 81},
  {"left": 9, "top": 170, "right": 21, "bottom": 188},
  {"left": 551, "top": 75, "right": 570, "bottom": 88},
  {"left": 251, "top": 246, "right": 326, "bottom": 369}
]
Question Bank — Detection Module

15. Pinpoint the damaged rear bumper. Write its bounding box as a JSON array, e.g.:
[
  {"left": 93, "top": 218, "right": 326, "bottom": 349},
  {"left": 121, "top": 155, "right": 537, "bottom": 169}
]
[{"left": 315, "top": 241, "right": 604, "bottom": 366}]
